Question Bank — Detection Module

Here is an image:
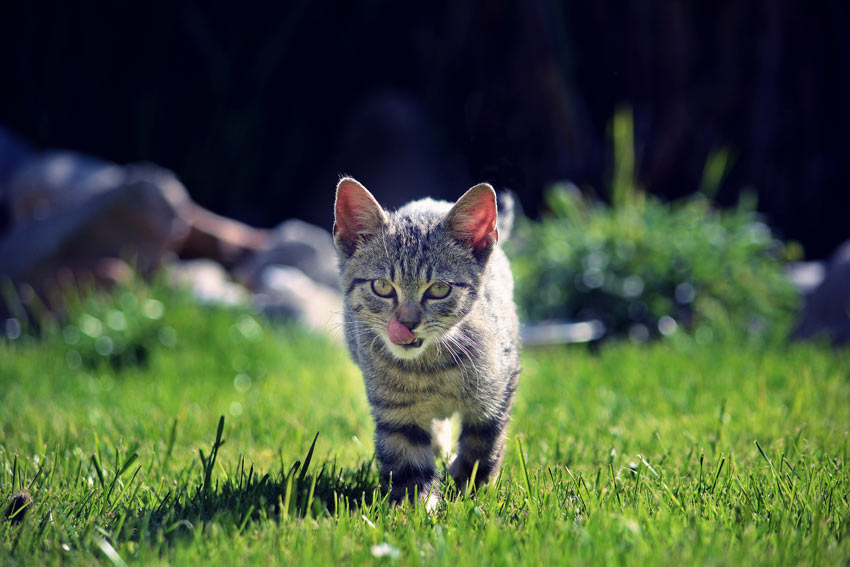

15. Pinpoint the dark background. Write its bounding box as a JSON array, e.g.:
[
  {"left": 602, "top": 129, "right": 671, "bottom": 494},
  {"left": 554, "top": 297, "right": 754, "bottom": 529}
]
[{"left": 2, "top": 0, "right": 848, "bottom": 258}]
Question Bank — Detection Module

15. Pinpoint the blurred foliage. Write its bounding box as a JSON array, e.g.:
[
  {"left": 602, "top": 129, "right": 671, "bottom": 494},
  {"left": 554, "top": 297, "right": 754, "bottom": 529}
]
[
  {"left": 1, "top": 277, "right": 203, "bottom": 372},
  {"left": 507, "top": 109, "right": 798, "bottom": 344}
]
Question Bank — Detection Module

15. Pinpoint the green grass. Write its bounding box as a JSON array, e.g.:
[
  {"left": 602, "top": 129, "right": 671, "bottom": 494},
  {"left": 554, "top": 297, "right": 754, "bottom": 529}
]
[{"left": 1, "top": 287, "right": 849, "bottom": 566}]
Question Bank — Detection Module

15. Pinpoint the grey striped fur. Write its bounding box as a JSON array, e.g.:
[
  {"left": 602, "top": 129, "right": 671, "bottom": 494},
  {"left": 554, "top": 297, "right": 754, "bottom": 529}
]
[{"left": 333, "top": 178, "right": 521, "bottom": 505}]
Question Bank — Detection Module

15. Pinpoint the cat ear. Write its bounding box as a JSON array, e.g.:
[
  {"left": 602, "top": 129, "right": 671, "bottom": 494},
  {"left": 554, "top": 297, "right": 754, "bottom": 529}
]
[
  {"left": 445, "top": 183, "right": 499, "bottom": 255},
  {"left": 334, "top": 177, "right": 388, "bottom": 255}
]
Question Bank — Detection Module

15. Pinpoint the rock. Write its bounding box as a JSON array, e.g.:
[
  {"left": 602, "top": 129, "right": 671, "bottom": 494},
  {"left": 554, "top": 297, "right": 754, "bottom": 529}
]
[
  {"left": 4, "top": 147, "right": 270, "bottom": 273},
  {"left": 0, "top": 179, "right": 189, "bottom": 293},
  {"left": 169, "top": 259, "right": 249, "bottom": 307},
  {"left": 178, "top": 206, "right": 270, "bottom": 270},
  {"left": 7, "top": 152, "right": 192, "bottom": 226},
  {"left": 5, "top": 489, "right": 33, "bottom": 526},
  {"left": 791, "top": 240, "right": 850, "bottom": 345},
  {"left": 520, "top": 319, "right": 606, "bottom": 346},
  {"left": 0, "top": 135, "right": 339, "bottom": 331},
  {"left": 234, "top": 219, "right": 340, "bottom": 291},
  {"left": 254, "top": 265, "right": 343, "bottom": 338},
  {"left": 786, "top": 261, "right": 826, "bottom": 294},
  {"left": 0, "top": 145, "right": 275, "bottom": 304},
  {"left": 0, "top": 151, "right": 193, "bottom": 298}
]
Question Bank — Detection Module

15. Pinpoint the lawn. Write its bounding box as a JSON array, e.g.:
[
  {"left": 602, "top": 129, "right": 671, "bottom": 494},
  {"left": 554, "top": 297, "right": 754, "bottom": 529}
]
[{"left": 1, "top": 286, "right": 849, "bottom": 566}]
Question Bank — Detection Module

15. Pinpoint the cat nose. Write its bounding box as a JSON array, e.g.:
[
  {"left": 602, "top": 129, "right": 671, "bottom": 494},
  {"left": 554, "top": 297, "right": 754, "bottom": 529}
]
[{"left": 397, "top": 304, "right": 421, "bottom": 330}]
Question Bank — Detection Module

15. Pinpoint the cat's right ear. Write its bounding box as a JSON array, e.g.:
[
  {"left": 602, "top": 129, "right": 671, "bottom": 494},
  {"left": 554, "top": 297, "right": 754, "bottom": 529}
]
[{"left": 334, "top": 177, "right": 388, "bottom": 257}]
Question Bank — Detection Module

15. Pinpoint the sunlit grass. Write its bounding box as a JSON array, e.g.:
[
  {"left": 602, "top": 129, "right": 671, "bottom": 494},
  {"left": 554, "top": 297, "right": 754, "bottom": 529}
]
[{"left": 1, "top": 286, "right": 848, "bottom": 566}]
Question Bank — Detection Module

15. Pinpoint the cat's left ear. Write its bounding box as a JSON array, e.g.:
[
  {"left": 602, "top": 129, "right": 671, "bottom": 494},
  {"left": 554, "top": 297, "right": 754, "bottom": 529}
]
[{"left": 445, "top": 183, "right": 498, "bottom": 258}]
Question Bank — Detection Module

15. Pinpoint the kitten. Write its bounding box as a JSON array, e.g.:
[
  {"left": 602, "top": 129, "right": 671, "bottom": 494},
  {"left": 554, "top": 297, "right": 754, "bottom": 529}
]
[{"left": 332, "top": 177, "right": 521, "bottom": 506}]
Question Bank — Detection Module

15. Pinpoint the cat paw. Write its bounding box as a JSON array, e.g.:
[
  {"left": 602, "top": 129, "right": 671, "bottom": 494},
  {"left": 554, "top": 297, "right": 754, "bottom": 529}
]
[
  {"left": 424, "top": 490, "right": 441, "bottom": 513},
  {"left": 449, "top": 457, "right": 496, "bottom": 492},
  {"left": 388, "top": 482, "right": 441, "bottom": 511}
]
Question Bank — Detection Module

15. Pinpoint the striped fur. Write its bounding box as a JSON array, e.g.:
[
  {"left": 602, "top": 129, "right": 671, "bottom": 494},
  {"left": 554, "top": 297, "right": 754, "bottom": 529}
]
[{"left": 333, "top": 178, "right": 521, "bottom": 505}]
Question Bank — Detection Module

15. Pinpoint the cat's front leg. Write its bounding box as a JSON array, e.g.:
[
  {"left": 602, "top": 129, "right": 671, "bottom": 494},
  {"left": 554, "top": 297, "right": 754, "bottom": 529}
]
[
  {"left": 450, "top": 416, "right": 509, "bottom": 489},
  {"left": 374, "top": 420, "right": 439, "bottom": 506}
]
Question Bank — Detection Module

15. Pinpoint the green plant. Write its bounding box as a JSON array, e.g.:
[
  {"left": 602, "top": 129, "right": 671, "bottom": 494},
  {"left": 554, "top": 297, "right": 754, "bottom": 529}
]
[
  {"left": 1, "top": 277, "right": 190, "bottom": 372},
  {"left": 507, "top": 109, "right": 797, "bottom": 343}
]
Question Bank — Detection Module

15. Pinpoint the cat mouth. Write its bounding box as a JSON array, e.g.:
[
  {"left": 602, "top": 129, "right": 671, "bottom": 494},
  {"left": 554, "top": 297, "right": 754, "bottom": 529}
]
[{"left": 397, "top": 338, "right": 424, "bottom": 349}]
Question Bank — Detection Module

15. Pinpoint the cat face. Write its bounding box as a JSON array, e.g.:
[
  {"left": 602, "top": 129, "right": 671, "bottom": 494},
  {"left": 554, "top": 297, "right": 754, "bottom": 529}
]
[{"left": 334, "top": 178, "right": 498, "bottom": 360}]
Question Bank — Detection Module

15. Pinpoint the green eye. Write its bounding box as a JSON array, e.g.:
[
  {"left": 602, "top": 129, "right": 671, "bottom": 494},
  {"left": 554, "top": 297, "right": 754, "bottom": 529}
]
[
  {"left": 425, "top": 281, "right": 451, "bottom": 299},
  {"left": 371, "top": 279, "right": 395, "bottom": 298}
]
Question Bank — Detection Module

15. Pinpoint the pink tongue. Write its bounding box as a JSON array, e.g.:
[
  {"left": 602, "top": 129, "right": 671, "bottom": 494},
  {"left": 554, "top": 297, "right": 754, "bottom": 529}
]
[{"left": 388, "top": 320, "right": 416, "bottom": 345}]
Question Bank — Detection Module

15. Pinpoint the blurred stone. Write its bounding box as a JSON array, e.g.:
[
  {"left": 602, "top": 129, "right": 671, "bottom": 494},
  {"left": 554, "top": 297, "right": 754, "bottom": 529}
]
[
  {"left": 520, "top": 319, "right": 606, "bottom": 346},
  {"left": 0, "top": 143, "right": 275, "bottom": 305},
  {"left": 0, "top": 132, "right": 339, "bottom": 331},
  {"left": 786, "top": 261, "right": 826, "bottom": 294},
  {"left": 0, "top": 179, "right": 188, "bottom": 292},
  {"left": 169, "top": 259, "right": 249, "bottom": 306},
  {"left": 234, "top": 219, "right": 340, "bottom": 291},
  {"left": 4, "top": 489, "right": 33, "bottom": 526},
  {"left": 254, "top": 265, "right": 342, "bottom": 338},
  {"left": 8, "top": 152, "right": 192, "bottom": 226},
  {"left": 0, "top": 151, "right": 192, "bottom": 301},
  {"left": 94, "top": 258, "right": 136, "bottom": 286},
  {"left": 792, "top": 240, "right": 850, "bottom": 345},
  {"left": 179, "top": 206, "right": 270, "bottom": 269}
]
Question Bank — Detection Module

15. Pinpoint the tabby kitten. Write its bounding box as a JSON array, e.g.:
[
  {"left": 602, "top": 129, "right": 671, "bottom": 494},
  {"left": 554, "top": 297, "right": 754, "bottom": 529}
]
[{"left": 333, "top": 177, "right": 521, "bottom": 505}]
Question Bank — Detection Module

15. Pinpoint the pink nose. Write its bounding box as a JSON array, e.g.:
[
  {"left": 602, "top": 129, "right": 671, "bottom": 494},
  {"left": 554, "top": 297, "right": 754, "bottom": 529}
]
[{"left": 388, "top": 320, "right": 416, "bottom": 345}]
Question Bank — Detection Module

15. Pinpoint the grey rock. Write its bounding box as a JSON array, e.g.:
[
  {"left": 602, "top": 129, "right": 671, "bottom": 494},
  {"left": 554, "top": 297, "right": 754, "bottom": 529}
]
[
  {"left": 520, "top": 319, "right": 606, "bottom": 346},
  {"left": 234, "top": 219, "right": 339, "bottom": 291},
  {"left": 178, "top": 206, "right": 269, "bottom": 269},
  {"left": 0, "top": 179, "right": 189, "bottom": 292},
  {"left": 254, "top": 265, "right": 343, "bottom": 338},
  {"left": 8, "top": 152, "right": 191, "bottom": 226},
  {"left": 786, "top": 261, "right": 826, "bottom": 294},
  {"left": 169, "top": 259, "right": 249, "bottom": 307},
  {"left": 0, "top": 150, "right": 193, "bottom": 293},
  {"left": 791, "top": 240, "right": 850, "bottom": 345}
]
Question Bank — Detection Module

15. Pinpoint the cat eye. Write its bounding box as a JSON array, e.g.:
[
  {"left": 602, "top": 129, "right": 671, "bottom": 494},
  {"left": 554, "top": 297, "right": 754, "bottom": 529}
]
[
  {"left": 425, "top": 281, "right": 451, "bottom": 300},
  {"left": 371, "top": 279, "right": 395, "bottom": 298}
]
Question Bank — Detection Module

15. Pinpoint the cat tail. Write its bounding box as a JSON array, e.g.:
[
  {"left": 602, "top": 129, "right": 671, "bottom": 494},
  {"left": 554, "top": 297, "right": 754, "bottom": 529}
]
[{"left": 496, "top": 190, "right": 516, "bottom": 241}]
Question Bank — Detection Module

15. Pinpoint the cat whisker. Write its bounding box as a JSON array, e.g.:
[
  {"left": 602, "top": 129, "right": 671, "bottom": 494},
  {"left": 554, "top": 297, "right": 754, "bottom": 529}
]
[
  {"left": 368, "top": 332, "right": 384, "bottom": 353},
  {"left": 439, "top": 337, "right": 464, "bottom": 370},
  {"left": 454, "top": 332, "right": 484, "bottom": 356},
  {"left": 443, "top": 332, "right": 484, "bottom": 395},
  {"left": 433, "top": 323, "right": 484, "bottom": 357},
  {"left": 453, "top": 328, "right": 481, "bottom": 346},
  {"left": 445, "top": 333, "right": 480, "bottom": 375}
]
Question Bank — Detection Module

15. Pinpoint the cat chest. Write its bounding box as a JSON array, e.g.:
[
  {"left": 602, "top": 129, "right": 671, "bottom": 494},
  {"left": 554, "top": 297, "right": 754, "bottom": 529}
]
[{"left": 366, "top": 366, "right": 470, "bottom": 420}]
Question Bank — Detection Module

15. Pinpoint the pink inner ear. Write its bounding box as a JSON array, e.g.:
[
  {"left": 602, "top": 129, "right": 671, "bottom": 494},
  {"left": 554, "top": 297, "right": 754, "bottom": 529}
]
[
  {"left": 335, "top": 180, "right": 382, "bottom": 242},
  {"left": 452, "top": 190, "right": 498, "bottom": 251}
]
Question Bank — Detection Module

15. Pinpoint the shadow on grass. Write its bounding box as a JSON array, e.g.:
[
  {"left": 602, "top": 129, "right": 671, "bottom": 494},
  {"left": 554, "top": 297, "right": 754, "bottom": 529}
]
[
  {"left": 5, "top": 415, "right": 431, "bottom": 556},
  {"left": 119, "top": 416, "right": 381, "bottom": 544}
]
